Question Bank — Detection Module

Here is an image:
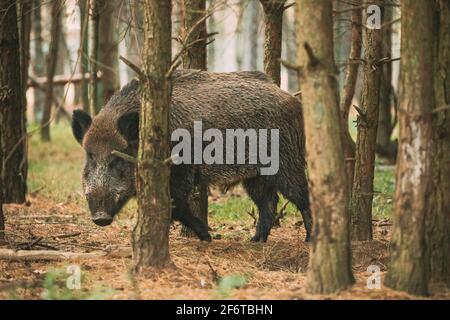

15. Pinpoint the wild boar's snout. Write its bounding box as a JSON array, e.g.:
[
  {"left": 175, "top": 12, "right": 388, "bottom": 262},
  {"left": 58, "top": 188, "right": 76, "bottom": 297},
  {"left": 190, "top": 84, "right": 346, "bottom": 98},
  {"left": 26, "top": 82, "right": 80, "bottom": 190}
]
[{"left": 92, "top": 211, "right": 113, "bottom": 226}]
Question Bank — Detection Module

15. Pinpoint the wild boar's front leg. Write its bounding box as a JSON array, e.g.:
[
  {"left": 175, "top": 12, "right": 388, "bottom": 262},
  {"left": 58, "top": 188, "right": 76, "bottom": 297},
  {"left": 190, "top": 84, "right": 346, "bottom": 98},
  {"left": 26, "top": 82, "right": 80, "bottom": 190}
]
[{"left": 172, "top": 196, "right": 212, "bottom": 242}]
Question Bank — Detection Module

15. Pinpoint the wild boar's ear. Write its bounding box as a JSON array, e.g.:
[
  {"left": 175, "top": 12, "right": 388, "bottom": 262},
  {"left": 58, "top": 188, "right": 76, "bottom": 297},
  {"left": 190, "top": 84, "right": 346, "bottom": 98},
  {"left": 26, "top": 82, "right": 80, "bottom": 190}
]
[
  {"left": 117, "top": 111, "right": 139, "bottom": 143},
  {"left": 72, "top": 109, "right": 92, "bottom": 145}
]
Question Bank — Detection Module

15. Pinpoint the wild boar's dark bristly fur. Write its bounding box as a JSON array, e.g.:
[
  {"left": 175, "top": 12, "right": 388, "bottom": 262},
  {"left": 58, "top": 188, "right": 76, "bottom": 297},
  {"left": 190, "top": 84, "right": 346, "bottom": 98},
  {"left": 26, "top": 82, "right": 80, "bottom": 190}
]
[{"left": 72, "top": 69, "right": 312, "bottom": 242}]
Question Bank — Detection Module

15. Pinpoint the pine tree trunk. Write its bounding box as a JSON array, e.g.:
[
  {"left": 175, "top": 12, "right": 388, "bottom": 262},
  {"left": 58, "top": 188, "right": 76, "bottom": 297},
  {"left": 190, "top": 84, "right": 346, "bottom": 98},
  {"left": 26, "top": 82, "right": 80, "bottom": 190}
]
[
  {"left": 182, "top": 0, "right": 207, "bottom": 69},
  {"left": 98, "top": 0, "right": 120, "bottom": 102},
  {"left": 385, "top": 0, "right": 435, "bottom": 296},
  {"left": 32, "top": 0, "right": 45, "bottom": 121},
  {"left": 246, "top": 0, "right": 260, "bottom": 71},
  {"left": 0, "top": 143, "right": 3, "bottom": 241},
  {"left": 428, "top": 0, "right": 450, "bottom": 287},
  {"left": 0, "top": 0, "right": 27, "bottom": 204},
  {"left": 283, "top": 9, "right": 297, "bottom": 92},
  {"left": 79, "top": 0, "right": 90, "bottom": 113},
  {"left": 18, "top": 0, "right": 32, "bottom": 114},
  {"left": 180, "top": 0, "right": 209, "bottom": 238},
  {"left": 133, "top": 0, "right": 172, "bottom": 271},
  {"left": 375, "top": 4, "right": 397, "bottom": 161},
  {"left": 350, "top": 0, "right": 383, "bottom": 241},
  {"left": 296, "top": 0, "right": 354, "bottom": 294},
  {"left": 206, "top": 2, "right": 215, "bottom": 70},
  {"left": 40, "top": 0, "right": 62, "bottom": 142},
  {"left": 89, "top": 0, "right": 100, "bottom": 116},
  {"left": 260, "top": 0, "right": 286, "bottom": 86},
  {"left": 339, "top": 2, "right": 362, "bottom": 195}
]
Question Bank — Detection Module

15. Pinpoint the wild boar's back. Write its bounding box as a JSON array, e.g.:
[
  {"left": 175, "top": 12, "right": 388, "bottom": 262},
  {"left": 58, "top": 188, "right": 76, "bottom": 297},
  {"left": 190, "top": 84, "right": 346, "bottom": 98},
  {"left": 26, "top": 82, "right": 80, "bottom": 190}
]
[{"left": 103, "top": 69, "right": 304, "bottom": 135}]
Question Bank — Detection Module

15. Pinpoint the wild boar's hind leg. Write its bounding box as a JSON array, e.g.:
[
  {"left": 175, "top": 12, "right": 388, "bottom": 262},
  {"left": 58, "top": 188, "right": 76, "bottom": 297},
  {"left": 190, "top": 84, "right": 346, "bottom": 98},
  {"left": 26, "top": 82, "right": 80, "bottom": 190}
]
[{"left": 243, "top": 177, "right": 278, "bottom": 242}]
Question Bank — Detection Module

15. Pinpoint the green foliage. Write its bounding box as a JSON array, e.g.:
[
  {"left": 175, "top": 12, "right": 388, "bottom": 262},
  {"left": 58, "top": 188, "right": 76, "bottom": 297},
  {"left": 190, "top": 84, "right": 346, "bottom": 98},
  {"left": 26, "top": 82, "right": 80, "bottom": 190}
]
[
  {"left": 41, "top": 267, "right": 114, "bottom": 300},
  {"left": 213, "top": 274, "right": 247, "bottom": 299}
]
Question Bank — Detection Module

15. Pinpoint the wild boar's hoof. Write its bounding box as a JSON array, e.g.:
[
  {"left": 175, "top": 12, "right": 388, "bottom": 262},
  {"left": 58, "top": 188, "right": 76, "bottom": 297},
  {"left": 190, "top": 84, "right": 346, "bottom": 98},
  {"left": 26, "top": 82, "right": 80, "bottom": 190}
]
[{"left": 199, "top": 233, "right": 212, "bottom": 242}]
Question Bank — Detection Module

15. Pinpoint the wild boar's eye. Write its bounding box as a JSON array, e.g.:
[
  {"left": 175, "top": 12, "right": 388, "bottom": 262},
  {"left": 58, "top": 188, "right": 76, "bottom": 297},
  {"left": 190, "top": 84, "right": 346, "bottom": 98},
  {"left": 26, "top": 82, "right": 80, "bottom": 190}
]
[
  {"left": 109, "top": 156, "right": 122, "bottom": 169},
  {"left": 87, "top": 152, "right": 95, "bottom": 161}
]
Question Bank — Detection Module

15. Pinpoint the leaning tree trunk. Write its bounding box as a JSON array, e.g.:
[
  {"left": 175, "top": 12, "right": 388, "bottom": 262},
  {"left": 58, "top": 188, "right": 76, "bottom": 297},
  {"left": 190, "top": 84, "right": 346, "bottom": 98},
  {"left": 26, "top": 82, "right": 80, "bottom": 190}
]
[
  {"left": 260, "top": 0, "right": 286, "bottom": 86},
  {"left": 296, "top": 0, "right": 354, "bottom": 294},
  {"left": 0, "top": 0, "right": 27, "bottom": 204},
  {"left": 98, "top": 0, "right": 120, "bottom": 102},
  {"left": 350, "top": 0, "right": 383, "bottom": 241},
  {"left": 180, "top": 0, "right": 209, "bottom": 238},
  {"left": 89, "top": 0, "right": 100, "bottom": 116},
  {"left": 375, "top": 4, "right": 397, "bottom": 161},
  {"left": 385, "top": 0, "right": 435, "bottom": 296},
  {"left": 339, "top": 1, "right": 362, "bottom": 196},
  {"left": 40, "top": 0, "right": 62, "bottom": 142},
  {"left": 428, "top": 0, "right": 450, "bottom": 287},
  {"left": 79, "top": 0, "right": 90, "bottom": 113},
  {"left": 32, "top": 0, "right": 45, "bottom": 120},
  {"left": 132, "top": 0, "right": 172, "bottom": 271}
]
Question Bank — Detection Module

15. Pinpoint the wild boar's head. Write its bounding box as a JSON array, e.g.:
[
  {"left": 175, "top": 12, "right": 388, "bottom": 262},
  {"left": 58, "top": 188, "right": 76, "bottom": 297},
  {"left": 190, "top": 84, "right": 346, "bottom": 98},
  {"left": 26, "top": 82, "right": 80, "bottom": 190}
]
[{"left": 71, "top": 109, "right": 139, "bottom": 226}]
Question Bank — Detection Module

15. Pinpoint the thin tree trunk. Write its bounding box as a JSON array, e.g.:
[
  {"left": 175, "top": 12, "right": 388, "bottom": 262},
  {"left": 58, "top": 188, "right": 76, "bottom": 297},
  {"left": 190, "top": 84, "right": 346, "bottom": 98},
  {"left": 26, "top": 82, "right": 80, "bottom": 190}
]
[
  {"left": 297, "top": 0, "right": 354, "bottom": 294},
  {"left": 339, "top": 1, "right": 362, "bottom": 195},
  {"left": 40, "top": 0, "right": 62, "bottom": 142},
  {"left": 350, "top": 0, "right": 383, "bottom": 241},
  {"left": 133, "top": 0, "right": 172, "bottom": 270},
  {"left": 246, "top": 0, "right": 260, "bottom": 70},
  {"left": 260, "top": 0, "right": 286, "bottom": 86},
  {"left": 375, "top": 4, "right": 397, "bottom": 161},
  {"left": 0, "top": 141, "right": 3, "bottom": 241},
  {"left": 182, "top": 0, "right": 207, "bottom": 69},
  {"left": 0, "top": 0, "right": 27, "bottom": 203},
  {"left": 283, "top": 8, "right": 297, "bottom": 92},
  {"left": 98, "top": 0, "right": 120, "bottom": 102},
  {"left": 385, "top": 0, "right": 435, "bottom": 296},
  {"left": 206, "top": 0, "right": 215, "bottom": 70},
  {"left": 79, "top": 0, "right": 90, "bottom": 113},
  {"left": 32, "top": 0, "right": 45, "bottom": 121},
  {"left": 18, "top": 0, "right": 32, "bottom": 114},
  {"left": 180, "top": 0, "right": 209, "bottom": 238},
  {"left": 89, "top": 0, "right": 100, "bottom": 116},
  {"left": 428, "top": 0, "right": 450, "bottom": 287}
]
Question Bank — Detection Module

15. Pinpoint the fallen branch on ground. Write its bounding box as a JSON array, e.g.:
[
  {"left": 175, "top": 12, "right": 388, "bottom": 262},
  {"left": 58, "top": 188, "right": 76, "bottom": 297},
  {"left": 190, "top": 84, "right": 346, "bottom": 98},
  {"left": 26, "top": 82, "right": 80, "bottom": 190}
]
[{"left": 0, "top": 249, "right": 106, "bottom": 261}]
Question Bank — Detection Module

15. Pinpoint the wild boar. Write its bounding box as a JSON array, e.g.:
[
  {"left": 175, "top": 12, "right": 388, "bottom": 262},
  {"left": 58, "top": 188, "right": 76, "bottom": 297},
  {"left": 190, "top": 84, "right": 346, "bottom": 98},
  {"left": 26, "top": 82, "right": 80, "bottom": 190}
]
[{"left": 71, "top": 70, "right": 311, "bottom": 242}]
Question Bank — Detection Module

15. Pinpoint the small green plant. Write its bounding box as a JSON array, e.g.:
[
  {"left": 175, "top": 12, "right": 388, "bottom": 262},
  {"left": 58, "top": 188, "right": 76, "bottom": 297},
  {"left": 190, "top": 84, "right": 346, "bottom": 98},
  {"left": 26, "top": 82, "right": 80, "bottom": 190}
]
[
  {"left": 213, "top": 274, "right": 247, "bottom": 299},
  {"left": 41, "top": 267, "right": 114, "bottom": 300}
]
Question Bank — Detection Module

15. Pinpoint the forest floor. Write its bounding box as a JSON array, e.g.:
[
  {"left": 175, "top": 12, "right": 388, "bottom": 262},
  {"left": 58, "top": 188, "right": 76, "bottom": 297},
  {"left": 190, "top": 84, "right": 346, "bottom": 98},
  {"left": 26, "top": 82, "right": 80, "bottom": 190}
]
[{"left": 0, "top": 124, "right": 449, "bottom": 300}]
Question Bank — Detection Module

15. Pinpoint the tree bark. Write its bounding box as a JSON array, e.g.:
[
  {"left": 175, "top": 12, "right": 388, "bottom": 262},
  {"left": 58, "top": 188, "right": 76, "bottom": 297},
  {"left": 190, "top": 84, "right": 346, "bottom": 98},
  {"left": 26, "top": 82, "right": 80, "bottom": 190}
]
[
  {"left": 339, "top": 1, "right": 362, "bottom": 195},
  {"left": 350, "top": 0, "right": 383, "bottom": 241},
  {"left": 0, "top": 0, "right": 27, "bottom": 203},
  {"left": 89, "top": 0, "right": 100, "bottom": 116},
  {"left": 79, "top": 0, "right": 90, "bottom": 113},
  {"left": 182, "top": 0, "right": 207, "bottom": 69},
  {"left": 0, "top": 112, "right": 3, "bottom": 242},
  {"left": 375, "top": 3, "right": 397, "bottom": 161},
  {"left": 260, "top": 0, "right": 286, "bottom": 86},
  {"left": 98, "top": 0, "right": 120, "bottom": 102},
  {"left": 180, "top": 0, "right": 209, "bottom": 238},
  {"left": 18, "top": 0, "right": 32, "bottom": 114},
  {"left": 428, "top": 0, "right": 450, "bottom": 287},
  {"left": 385, "top": 0, "right": 435, "bottom": 296},
  {"left": 296, "top": 0, "right": 354, "bottom": 294},
  {"left": 32, "top": 0, "right": 45, "bottom": 121},
  {"left": 133, "top": 0, "right": 172, "bottom": 271},
  {"left": 40, "top": 0, "right": 62, "bottom": 142}
]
